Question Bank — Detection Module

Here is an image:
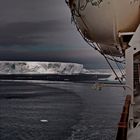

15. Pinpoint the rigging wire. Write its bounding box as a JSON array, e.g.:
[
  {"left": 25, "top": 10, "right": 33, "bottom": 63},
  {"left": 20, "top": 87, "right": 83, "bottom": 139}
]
[
  {"left": 73, "top": 14, "right": 125, "bottom": 64},
  {"left": 78, "top": 0, "right": 88, "bottom": 11},
  {"left": 87, "top": 39, "right": 125, "bottom": 85},
  {"left": 107, "top": 46, "right": 126, "bottom": 79},
  {"left": 66, "top": 0, "right": 125, "bottom": 87},
  {"left": 96, "top": 43, "right": 125, "bottom": 88},
  {"left": 112, "top": 56, "right": 125, "bottom": 78},
  {"left": 70, "top": 3, "right": 125, "bottom": 63}
]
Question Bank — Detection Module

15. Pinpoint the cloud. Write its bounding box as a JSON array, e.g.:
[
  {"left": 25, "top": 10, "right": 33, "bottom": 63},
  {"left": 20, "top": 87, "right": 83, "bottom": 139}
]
[
  {"left": 0, "top": 0, "right": 107, "bottom": 68},
  {"left": 0, "top": 49, "right": 107, "bottom": 69},
  {"left": 0, "top": 0, "right": 67, "bottom": 23},
  {"left": 0, "top": 20, "right": 71, "bottom": 45}
]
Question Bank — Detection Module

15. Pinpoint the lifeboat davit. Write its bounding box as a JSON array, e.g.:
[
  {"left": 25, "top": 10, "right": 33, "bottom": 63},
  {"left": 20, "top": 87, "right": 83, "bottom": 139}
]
[{"left": 67, "top": 0, "right": 140, "bottom": 56}]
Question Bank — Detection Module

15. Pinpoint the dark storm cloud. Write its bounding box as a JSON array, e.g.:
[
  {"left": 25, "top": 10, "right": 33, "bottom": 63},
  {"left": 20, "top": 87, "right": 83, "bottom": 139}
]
[
  {"left": 0, "top": 0, "right": 64, "bottom": 22},
  {"left": 0, "top": 47, "right": 108, "bottom": 68},
  {"left": 0, "top": 0, "right": 78, "bottom": 46},
  {"left": 0, "top": 0, "right": 108, "bottom": 68},
  {"left": 0, "top": 20, "right": 70, "bottom": 45}
]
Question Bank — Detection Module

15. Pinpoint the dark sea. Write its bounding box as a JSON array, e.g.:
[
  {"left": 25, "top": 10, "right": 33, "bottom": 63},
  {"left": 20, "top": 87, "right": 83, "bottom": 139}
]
[{"left": 0, "top": 80, "right": 125, "bottom": 140}]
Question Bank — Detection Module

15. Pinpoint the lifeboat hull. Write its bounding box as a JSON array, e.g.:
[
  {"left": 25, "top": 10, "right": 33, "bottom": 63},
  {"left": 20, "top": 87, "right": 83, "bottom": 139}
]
[{"left": 69, "top": 0, "right": 140, "bottom": 56}]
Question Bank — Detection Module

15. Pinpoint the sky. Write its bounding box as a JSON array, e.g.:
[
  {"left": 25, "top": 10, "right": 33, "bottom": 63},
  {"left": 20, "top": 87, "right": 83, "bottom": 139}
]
[{"left": 0, "top": 0, "right": 109, "bottom": 69}]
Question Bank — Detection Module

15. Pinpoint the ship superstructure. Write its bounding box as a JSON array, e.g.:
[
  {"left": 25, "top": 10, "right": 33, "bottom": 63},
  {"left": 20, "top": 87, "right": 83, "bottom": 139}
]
[{"left": 66, "top": 0, "right": 140, "bottom": 139}]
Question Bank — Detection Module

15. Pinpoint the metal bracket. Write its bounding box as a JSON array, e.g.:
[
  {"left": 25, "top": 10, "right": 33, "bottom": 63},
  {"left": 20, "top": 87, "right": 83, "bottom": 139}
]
[{"left": 126, "top": 25, "right": 140, "bottom": 130}]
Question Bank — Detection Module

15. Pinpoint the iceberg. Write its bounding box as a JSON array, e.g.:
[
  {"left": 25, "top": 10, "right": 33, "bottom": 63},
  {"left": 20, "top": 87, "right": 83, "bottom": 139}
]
[{"left": 0, "top": 61, "right": 83, "bottom": 75}]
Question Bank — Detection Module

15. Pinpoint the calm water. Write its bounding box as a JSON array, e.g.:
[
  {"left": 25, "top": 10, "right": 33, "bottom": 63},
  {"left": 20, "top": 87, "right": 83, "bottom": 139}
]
[{"left": 0, "top": 81, "right": 125, "bottom": 140}]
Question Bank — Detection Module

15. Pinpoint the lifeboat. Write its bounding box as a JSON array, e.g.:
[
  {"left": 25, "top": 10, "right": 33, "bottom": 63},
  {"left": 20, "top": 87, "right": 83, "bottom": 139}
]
[{"left": 67, "top": 0, "right": 140, "bottom": 56}]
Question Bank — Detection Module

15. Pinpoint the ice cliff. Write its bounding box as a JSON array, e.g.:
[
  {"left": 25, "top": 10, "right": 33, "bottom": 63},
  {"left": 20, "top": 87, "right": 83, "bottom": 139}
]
[{"left": 0, "top": 62, "right": 84, "bottom": 75}]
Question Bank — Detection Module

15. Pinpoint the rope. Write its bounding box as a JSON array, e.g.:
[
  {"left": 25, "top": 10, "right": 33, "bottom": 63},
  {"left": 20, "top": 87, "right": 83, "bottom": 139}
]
[
  {"left": 107, "top": 45, "right": 126, "bottom": 79},
  {"left": 71, "top": 5, "right": 125, "bottom": 63},
  {"left": 113, "top": 57, "right": 125, "bottom": 78},
  {"left": 96, "top": 43, "right": 125, "bottom": 88},
  {"left": 66, "top": 0, "right": 125, "bottom": 87}
]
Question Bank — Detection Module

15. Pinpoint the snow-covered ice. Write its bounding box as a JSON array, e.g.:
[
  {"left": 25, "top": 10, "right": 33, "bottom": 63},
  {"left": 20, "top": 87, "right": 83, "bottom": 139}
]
[{"left": 0, "top": 61, "right": 83, "bottom": 75}]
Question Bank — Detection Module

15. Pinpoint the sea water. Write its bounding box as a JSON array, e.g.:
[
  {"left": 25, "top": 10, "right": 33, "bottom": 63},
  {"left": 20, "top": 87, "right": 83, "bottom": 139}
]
[{"left": 0, "top": 80, "right": 125, "bottom": 140}]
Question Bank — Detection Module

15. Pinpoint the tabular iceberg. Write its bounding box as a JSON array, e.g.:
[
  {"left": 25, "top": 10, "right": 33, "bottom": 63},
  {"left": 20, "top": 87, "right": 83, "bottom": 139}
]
[{"left": 0, "top": 62, "right": 83, "bottom": 75}]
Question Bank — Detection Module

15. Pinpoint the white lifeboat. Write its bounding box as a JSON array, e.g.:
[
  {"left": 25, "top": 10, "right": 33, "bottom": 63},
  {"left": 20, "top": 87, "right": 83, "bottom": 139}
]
[{"left": 68, "top": 0, "right": 140, "bottom": 56}]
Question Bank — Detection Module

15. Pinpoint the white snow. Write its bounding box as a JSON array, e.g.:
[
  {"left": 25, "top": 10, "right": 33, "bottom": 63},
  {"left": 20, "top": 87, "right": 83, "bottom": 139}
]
[
  {"left": 0, "top": 61, "right": 83, "bottom": 75},
  {"left": 0, "top": 62, "right": 122, "bottom": 81}
]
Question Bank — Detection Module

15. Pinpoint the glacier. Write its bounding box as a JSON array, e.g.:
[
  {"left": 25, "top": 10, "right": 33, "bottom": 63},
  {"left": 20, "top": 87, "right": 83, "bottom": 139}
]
[
  {"left": 0, "top": 61, "right": 125, "bottom": 82},
  {"left": 0, "top": 61, "right": 84, "bottom": 75}
]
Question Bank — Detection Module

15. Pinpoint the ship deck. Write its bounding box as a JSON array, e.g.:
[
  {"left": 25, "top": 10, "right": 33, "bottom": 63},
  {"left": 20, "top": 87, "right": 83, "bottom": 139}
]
[
  {"left": 134, "top": 84, "right": 140, "bottom": 123},
  {"left": 127, "top": 85, "right": 140, "bottom": 140}
]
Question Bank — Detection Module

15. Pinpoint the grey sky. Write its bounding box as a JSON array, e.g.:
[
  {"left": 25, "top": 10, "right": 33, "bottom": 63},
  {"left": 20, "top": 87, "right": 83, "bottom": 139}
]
[{"left": 0, "top": 0, "right": 108, "bottom": 68}]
